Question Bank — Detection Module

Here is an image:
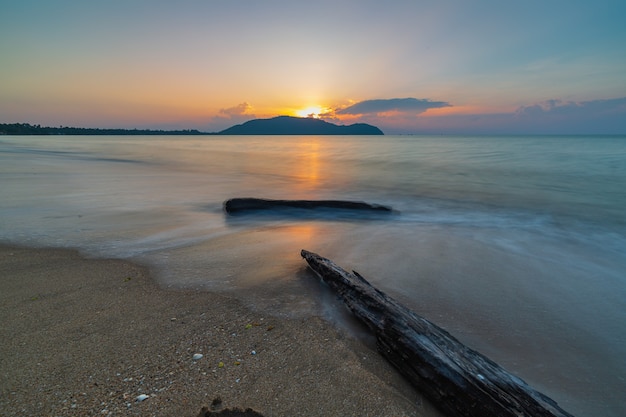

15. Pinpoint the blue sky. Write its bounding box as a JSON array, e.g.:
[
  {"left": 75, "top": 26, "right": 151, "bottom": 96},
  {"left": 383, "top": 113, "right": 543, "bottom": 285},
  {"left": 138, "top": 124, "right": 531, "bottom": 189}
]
[{"left": 1, "top": 0, "right": 625, "bottom": 133}]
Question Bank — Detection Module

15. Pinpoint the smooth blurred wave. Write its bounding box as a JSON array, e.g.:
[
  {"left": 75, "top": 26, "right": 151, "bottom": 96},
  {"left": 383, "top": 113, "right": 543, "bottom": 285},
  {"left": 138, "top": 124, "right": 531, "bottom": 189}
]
[{"left": 1, "top": 134, "right": 625, "bottom": 417}]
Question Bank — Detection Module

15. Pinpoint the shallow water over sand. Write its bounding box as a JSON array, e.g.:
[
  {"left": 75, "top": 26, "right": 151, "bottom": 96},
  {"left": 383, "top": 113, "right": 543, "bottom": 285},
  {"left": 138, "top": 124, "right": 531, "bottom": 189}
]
[{"left": 1, "top": 134, "right": 625, "bottom": 416}]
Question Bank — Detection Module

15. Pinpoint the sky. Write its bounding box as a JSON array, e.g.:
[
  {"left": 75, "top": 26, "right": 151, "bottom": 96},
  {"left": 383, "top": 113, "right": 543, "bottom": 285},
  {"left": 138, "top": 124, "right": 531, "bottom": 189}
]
[{"left": 1, "top": 0, "right": 625, "bottom": 134}]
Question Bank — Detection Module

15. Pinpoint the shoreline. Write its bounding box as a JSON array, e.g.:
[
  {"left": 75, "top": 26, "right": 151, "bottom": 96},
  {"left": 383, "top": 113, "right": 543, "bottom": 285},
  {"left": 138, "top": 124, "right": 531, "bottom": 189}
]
[{"left": 0, "top": 244, "right": 440, "bottom": 416}]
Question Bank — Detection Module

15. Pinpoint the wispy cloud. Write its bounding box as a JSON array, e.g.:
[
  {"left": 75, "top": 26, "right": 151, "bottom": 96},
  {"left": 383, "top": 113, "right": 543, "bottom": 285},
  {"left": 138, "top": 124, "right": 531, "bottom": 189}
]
[
  {"left": 218, "top": 102, "right": 254, "bottom": 118},
  {"left": 336, "top": 98, "right": 451, "bottom": 115},
  {"left": 375, "top": 97, "right": 626, "bottom": 134},
  {"left": 207, "top": 102, "right": 256, "bottom": 131},
  {"left": 515, "top": 97, "right": 626, "bottom": 118},
  {"left": 207, "top": 97, "right": 626, "bottom": 134},
  {"left": 506, "top": 97, "right": 626, "bottom": 133}
]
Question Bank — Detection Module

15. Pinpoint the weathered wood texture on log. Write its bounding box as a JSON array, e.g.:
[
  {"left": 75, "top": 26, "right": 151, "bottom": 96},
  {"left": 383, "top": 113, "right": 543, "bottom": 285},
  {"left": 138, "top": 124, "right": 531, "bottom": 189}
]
[
  {"left": 223, "top": 198, "right": 392, "bottom": 214},
  {"left": 301, "top": 250, "right": 574, "bottom": 417}
]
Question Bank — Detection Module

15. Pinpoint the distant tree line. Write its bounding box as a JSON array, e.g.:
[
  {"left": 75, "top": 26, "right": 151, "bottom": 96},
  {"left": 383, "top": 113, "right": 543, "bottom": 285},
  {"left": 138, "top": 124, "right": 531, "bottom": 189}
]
[{"left": 0, "top": 123, "right": 213, "bottom": 135}]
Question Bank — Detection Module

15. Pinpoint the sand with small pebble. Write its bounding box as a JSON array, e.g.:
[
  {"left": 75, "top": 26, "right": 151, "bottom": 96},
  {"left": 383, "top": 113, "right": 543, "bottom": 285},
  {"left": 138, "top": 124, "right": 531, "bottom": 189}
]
[{"left": 0, "top": 245, "right": 443, "bottom": 416}]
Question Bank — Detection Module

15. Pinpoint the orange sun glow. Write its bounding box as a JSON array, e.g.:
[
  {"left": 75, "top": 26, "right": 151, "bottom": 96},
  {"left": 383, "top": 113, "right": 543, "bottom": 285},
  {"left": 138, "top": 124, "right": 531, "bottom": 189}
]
[{"left": 295, "top": 106, "right": 327, "bottom": 118}]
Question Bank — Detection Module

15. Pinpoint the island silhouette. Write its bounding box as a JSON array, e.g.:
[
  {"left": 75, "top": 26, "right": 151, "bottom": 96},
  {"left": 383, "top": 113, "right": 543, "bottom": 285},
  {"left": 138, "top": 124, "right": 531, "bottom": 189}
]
[
  {"left": 218, "top": 116, "right": 384, "bottom": 135},
  {"left": 1, "top": 117, "right": 383, "bottom": 135}
]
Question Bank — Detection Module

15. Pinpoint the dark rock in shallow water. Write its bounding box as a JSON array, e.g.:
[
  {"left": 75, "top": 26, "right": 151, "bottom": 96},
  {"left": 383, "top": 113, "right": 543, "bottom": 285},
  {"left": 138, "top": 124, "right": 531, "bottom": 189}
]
[{"left": 223, "top": 198, "right": 392, "bottom": 215}]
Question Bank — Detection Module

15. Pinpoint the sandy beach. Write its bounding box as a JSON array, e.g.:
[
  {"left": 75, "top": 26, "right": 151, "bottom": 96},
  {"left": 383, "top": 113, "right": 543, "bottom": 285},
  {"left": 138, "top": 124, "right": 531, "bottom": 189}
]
[{"left": 0, "top": 245, "right": 441, "bottom": 417}]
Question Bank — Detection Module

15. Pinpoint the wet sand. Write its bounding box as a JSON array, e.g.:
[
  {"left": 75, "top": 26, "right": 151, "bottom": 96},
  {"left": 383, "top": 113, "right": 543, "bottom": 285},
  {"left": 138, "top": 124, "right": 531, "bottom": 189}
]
[{"left": 0, "top": 245, "right": 441, "bottom": 416}]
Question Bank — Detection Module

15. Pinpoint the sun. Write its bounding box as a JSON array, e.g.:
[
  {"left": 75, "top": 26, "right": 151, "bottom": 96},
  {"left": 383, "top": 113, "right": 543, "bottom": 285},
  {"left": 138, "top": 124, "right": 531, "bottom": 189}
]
[{"left": 295, "top": 106, "right": 324, "bottom": 118}]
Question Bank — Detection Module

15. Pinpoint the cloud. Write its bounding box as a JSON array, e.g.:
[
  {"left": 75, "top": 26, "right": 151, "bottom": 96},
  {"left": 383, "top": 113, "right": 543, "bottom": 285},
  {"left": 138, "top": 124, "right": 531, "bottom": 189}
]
[
  {"left": 219, "top": 102, "right": 254, "bottom": 117},
  {"left": 206, "top": 97, "right": 626, "bottom": 134},
  {"left": 207, "top": 102, "right": 256, "bottom": 131},
  {"left": 515, "top": 97, "right": 626, "bottom": 118},
  {"left": 507, "top": 97, "right": 626, "bottom": 134},
  {"left": 375, "top": 97, "right": 626, "bottom": 134},
  {"left": 337, "top": 98, "right": 451, "bottom": 115}
]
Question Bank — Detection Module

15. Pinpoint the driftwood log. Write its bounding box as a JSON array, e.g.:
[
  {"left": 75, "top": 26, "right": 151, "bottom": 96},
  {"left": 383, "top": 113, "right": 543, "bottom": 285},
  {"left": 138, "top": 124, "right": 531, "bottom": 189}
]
[
  {"left": 223, "top": 198, "right": 392, "bottom": 214},
  {"left": 301, "top": 250, "right": 574, "bottom": 417}
]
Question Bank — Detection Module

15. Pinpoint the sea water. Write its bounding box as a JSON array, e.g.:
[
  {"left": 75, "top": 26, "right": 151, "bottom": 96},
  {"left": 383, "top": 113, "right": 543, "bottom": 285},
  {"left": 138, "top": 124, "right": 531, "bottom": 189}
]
[{"left": 1, "top": 134, "right": 625, "bottom": 416}]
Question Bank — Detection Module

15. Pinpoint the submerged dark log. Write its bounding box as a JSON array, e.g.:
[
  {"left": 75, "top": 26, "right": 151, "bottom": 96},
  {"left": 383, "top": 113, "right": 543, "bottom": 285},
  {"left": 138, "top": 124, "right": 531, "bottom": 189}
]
[
  {"left": 223, "top": 198, "right": 392, "bottom": 214},
  {"left": 301, "top": 250, "right": 574, "bottom": 417}
]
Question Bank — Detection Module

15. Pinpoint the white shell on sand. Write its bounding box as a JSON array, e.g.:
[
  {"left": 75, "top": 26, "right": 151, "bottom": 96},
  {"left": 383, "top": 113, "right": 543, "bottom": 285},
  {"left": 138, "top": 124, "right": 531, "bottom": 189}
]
[
  {"left": 192, "top": 353, "right": 203, "bottom": 360},
  {"left": 136, "top": 394, "right": 149, "bottom": 402}
]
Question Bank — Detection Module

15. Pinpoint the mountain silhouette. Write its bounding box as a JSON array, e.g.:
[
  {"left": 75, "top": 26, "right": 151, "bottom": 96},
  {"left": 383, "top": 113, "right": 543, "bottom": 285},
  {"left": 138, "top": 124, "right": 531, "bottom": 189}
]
[{"left": 218, "top": 116, "right": 383, "bottom": 135}]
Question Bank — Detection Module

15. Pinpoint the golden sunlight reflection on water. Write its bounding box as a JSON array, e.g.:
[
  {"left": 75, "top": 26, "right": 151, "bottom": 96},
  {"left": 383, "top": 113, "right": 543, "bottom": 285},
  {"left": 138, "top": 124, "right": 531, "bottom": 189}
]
[{"left": 294, "top": 139, "right": 320, "bottom": 188}]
